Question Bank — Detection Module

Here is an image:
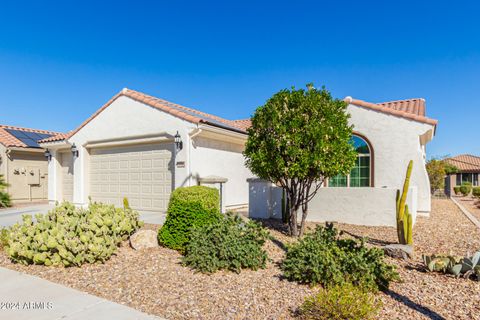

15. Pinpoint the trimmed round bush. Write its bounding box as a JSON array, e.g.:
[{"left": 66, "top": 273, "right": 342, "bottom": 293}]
[
  {"left": 6, "top": 201, "right": 143, "bottom": 267},
  {"left": 281, "top": 224, "right": 399, "bottom": 292},
  {"left": 453, "top": 186, "right": 461, "bottom": 195},
  {"left": 183, "top": 214, "right": 270, "bottom": 273},
  {"left": 460, "top": 183, "right": 472, "bottom": 196},
  {"left": 158, "top": 186, "right": 221, "bottom": 252},
  {"left": 298, "top": 282, "right": 381, "bottom": 320},
  {"left": 472, "top": 187, "right": 480, "bottom": 199}
]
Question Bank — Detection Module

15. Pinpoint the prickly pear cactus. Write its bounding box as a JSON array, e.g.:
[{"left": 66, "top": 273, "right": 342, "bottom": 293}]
[{"left": 6, "top": 200, "right": 143, "bottom": 267}]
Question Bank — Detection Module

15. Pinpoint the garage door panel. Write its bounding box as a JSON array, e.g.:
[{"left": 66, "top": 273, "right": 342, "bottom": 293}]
[{"left": 89, "top": 144, "right": 173, "bottom": 212}]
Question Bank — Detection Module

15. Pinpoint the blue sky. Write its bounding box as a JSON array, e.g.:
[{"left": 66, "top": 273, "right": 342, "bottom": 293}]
[{"left": 0, "top": 1, "right": 478, "bottom": 157}]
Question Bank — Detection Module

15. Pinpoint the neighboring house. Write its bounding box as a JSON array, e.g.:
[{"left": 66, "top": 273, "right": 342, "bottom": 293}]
[
  {"left": 249, "top": 97, "right": 438, "bottom": 227},
  {"left": 444, "top": 154, "right": 480, "bottom": 196},
  {"left": 0, "top": 125, "right": 61, "bottom": 203},
  {"left": 39, "top": 88, "right": 253, "bottom": 213}
]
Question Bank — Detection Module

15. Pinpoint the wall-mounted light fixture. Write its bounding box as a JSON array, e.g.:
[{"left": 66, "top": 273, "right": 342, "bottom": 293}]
[
  {"left": 174, "top": 131, "right": 183, "bottom": 151},
  {"left": 44, "top": 149, "right": 52, "bottom": 161},
  {"left": 71, "top": 143, "right": 79, "bottom": 157}
]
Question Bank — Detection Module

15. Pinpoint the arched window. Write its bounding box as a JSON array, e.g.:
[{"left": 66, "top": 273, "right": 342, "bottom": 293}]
[{"left": 328, "top": 135, "right": 372, "bottom": 187}]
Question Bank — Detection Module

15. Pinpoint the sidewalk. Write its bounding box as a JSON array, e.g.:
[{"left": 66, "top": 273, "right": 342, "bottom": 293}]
[{"left": 0, "top": 267, "right": 162, "bottom": 320}]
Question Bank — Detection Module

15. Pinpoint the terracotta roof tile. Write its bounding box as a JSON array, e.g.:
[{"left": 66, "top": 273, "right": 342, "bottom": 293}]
[
  {"left": 0, "top": 125, "right": 62, "bottom": 148},
  {"left": 345, "top": 97, "right": 437, "bottom": 126},
  {"left": 38, "top": 132, "right": 71, "bottom": 144},
  {"left": 445, "top": 154, "right": 480, "bottom": 173},
  {"left": 65, "top": 89, "right": 249, "bottom": 141}
]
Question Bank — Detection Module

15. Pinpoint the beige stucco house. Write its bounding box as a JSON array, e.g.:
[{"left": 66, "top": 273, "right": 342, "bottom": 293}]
[
  {"left": 40, "top": 88, "right": 253, "bottom": 213},
  {"left": 444, "top": 154, "right": 480, "bottom": 196},
  {"left": 0, "top": 125, "right": 60, "bottom": 203}
]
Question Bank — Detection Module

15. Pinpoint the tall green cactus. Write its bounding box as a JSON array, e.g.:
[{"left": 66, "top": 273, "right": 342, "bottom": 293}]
[{"left": 396, "top": 160, "right": 413, "bottom": 245}]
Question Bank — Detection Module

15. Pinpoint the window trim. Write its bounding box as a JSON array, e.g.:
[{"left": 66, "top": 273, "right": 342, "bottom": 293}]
[{"left": 326, "top": 132, "right": 374, "bottom": 187}]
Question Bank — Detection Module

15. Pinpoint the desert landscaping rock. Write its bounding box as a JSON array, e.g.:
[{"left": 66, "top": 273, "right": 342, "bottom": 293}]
[
  {"left": 383, "top": 244, "right": 414, "bottom": 260},
  {"left": 0, "top": 200, "right": 479, "bottom": 319},
  {"left": 129, "top": 229, "right": 159, "bottom": 250}
]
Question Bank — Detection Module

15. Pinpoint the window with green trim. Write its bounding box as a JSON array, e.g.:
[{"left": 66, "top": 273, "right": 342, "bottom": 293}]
[{"left": 328, "top": 135, "right": 371, "bottom": 187}]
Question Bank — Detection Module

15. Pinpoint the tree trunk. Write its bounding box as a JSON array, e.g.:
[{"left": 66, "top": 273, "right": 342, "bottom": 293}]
[
  {"left": 289, "top": 208, "right": 298, "bottom": 237},
  {"left": 299, "top": 203, "right": 309, "bottom": 237}
]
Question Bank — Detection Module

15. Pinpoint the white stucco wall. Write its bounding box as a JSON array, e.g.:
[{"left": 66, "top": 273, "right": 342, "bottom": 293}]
[
  {"left": 248, "top": 179, "right": 418, "bottom": 227},
  {"left": 47, "top": 95, "right": 252, "bottom": 209},
  {"left": 347, "top": 105, "right": 434, "bottom": 214},
  {"left": 190, "top": 136, "right": 253, "bottom": 207}
]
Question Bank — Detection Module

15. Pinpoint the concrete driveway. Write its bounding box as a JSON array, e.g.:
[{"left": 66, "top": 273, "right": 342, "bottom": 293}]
[{"left": 0, "top": 204, "right": 165, "bottom": 227}]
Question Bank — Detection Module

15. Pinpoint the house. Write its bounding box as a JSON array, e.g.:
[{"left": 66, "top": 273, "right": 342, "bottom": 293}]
[
  {"left": 39, "top": 88, "right": 253, "bottom": 213},
  {"left": 0, "top": 125, "right": 61, "bottom": 203},
  {"left": 444, "top": 154, "right": 480, "bottom": 196},
  {"left": 249, "top": 96, "right": 438, "bottom": 227}
]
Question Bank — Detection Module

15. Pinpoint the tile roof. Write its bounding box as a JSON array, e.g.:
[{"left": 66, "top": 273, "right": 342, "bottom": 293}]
[
  {"left": 0, "top": 125, "right": 62, "bottom": 148},
  {"left": 345, "top": 97, "right": 437, "bottom": 126},
  {"left": 445, "top": 154, "right": 480, "bottom": 173},
  {"left": 58, "top": 88, "right": 249, "bottom": 143},
  {"left": 38, "top": 132, "right": 71, "bottom": 144}
]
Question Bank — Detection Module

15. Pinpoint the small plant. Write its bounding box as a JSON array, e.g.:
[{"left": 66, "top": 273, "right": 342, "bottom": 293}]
[
  {"left": 7, "top": 201, "right": 143, "bottom": 267},
  {"left": 423, "top": 251, "right": 480, "bottom": 281},
  {"left": 281, "top": 224, "right": 399, "bottom": 292},
  {"left": 183, "top": 214, "right": 270, "bottom": 273},
  {"left": 396, "top": 160, "right": 413, "bottom": 245},
  {"left": 158, "top": 186, "right": 222, "bottom": 252},
  {"left": 297, "top": 282, "right": 381, "bottom": 320},
  {"left": 453, "top": 186, "right": 461, "bottom": 195},
  {"left": 472, "top": 187, "right": 480, "bottom": 199},
  {"left": 0, "top": 174, "right": 11, "bottom": 208},
  {"left": 460, "top": 183, "right": 472, "bottom": 196},
  {"left": 0, "top": 228, "right": 9, "bottom": 249}
]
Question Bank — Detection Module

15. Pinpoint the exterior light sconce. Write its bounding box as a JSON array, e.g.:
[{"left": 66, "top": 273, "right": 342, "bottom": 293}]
[
  {"left": 71, "top": 143, "right": 79, "bottom": 157},
  {"left": 174, "top": 131, "right": 183, "bottom": 151},
  {"left": 44, "top": 149, "right": 52, "bottom": 161}
]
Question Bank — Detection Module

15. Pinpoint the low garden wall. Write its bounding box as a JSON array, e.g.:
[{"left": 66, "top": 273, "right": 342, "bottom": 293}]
[{"left": 248, "top": 179, "right": 417, "bottom": 227}]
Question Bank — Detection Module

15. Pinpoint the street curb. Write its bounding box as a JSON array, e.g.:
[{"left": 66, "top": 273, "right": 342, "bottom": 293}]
[{"left": 450, "top": 197, "right": 480, "bottom": 230}]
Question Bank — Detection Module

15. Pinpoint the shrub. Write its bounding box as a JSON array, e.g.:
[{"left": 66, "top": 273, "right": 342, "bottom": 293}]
[
  {"left": 297, "top": 282, "right": 381, "bottom": 320},
  {"left": 281, "top": 224, "right": 399, "bottom": 291},
  {"left": 0, "top": 228, "right": 9, "bottom": 249},
  {"left": 183, "top": 214, "right": 270, "bottom": 273},
  {"left": 0, "top": 174, "right": 11, "bottom": 208},
  {"left": 472, "top": 187, "right": 480, "bottom": 199},
  {"left": 6, "top": 201, "right": 142, "bottom": 267},
  {"left": 453, "top": 186, "right": 461, "bottom": 195},
  {"left": 460, "top": 183, "right": 472, "bottom": 196},
  {"left": 158, "top": 186, "right": 221, "bottom": 252}
]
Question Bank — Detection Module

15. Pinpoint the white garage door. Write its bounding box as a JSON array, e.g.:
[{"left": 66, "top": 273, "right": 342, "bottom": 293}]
[
  {"left": 60, "top": 152, "right": 74, "bottom": 202},
  {"left": 89, "top": 143, "right": 173, "bottom": 212}
]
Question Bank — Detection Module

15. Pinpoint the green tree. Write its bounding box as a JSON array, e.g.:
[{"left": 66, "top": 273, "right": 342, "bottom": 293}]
[
  {"left": 0, "top": 174, "right": 11, "bottom": 208},
  {"left": 426, "top": 157, "right": 458, "bottom": 194},
  {"left": 244, "top": 84, "right": 357, "bottom": 237}
]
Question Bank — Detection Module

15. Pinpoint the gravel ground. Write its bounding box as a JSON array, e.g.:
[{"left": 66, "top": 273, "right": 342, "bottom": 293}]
[
  {"left": 454, "top": 196, "right": 480, "bottom": 222},
  {"left": 0, "top": 199, "right": 479, "bottom": 319}
]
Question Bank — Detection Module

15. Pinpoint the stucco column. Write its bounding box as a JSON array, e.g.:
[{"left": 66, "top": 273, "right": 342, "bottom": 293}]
[
  {"left": 47, "top": 150, "right": 59, "bottom": 204},
  {"left": 72, "top": 146, "right": 87, "bottom": 206}
]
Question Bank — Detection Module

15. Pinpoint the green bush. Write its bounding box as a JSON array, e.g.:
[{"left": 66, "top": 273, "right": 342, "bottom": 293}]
[
  {"left": 0, "top": 228, "right": 9, "bottom": 249},
  {"left": 453, "top": 186, "right": 461, "bottom": 195},
  {"left": 297, "top": 282, "right": 381, "bottom": 320},
  {"left": 6, "top": 201, "right": 142, "bottom": 267},
  {"left": 281, "top": 224, "right": 399, "bottom": 292},
  {"left": 460, "top": 183, "right": 472, "bottom": 196},
  {"left": 183, "top": 214, "right": 270, "bottom": 273},
  {"left": 0, "top": 174, "right": 11, "bottom": 208},
  {"left": 158, "top": 186, "right": 221, "bottom": 252},
  {"left": 472, "top": 187, "right": 480, "bottom": 198}
]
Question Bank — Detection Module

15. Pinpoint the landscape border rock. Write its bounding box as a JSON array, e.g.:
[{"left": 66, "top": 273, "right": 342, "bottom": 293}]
[{"left": 130, "top": 230, "right": 159, "bottom": 250}]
